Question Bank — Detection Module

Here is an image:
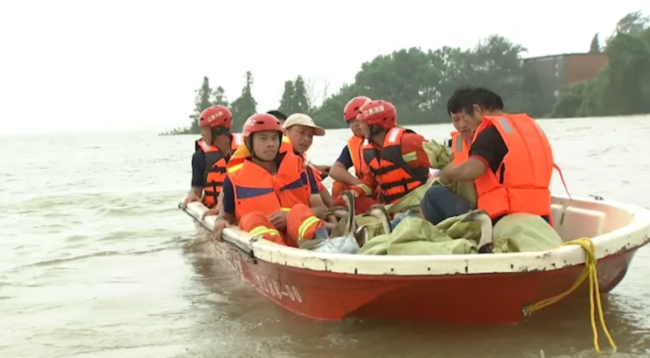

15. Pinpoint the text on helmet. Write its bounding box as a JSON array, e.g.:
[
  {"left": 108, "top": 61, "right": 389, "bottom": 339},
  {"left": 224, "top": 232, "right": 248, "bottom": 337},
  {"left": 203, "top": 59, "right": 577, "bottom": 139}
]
[
  {"left": 362, "top": 105, "right": 385, "bottom": 117},
  {"left": 207, "top": 111, "right": 224, "bottom": 123}
]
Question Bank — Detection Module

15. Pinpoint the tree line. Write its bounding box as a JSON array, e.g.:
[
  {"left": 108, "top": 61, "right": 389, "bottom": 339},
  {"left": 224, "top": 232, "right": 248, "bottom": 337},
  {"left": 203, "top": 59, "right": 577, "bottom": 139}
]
[
  {"left": 551, "top": 11, "right": 650, "bottom": 118},
  {"left": 162, "top": 11, "right": 649, "bottom": 135}
]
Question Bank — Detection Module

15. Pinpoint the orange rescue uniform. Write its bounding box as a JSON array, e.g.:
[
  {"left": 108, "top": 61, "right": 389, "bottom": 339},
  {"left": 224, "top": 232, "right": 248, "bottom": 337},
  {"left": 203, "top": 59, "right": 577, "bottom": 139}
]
[
  {"left": 450, "top": 131, "right": 470, "bottom": 165},
  {"left": 332, "top": 135, "right": 371, "bottom": 198},
  {"left": 355, "top": 127, "right": 431, "bottom": 204},
  {"left": 227, "top": 151, "right": 324, "bottom": 247},
  {"left": 472, "top": 114, "right": 553, "bottom": 219},
  {"left": 195, "top": 135, "right": 243, "bottom": 207},
  {"left": 307, "top": 163, "right": 325, "bottom": 193}
]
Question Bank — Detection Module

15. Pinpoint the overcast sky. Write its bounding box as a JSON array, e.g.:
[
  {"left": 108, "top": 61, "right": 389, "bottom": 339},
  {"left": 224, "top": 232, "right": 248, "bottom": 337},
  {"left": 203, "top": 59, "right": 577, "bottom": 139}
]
[{"left": 1, "top": 0, "right": 648, "bottom": 136}]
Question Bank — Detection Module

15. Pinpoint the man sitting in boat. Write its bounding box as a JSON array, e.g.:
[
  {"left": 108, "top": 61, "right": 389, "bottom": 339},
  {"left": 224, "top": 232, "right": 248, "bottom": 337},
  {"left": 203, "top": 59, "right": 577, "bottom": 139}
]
[
  {"left": 225, "top": 110, "right": 294, "bottom": 175},
  {"left": 430, "top": 87, "right": 554, "bottom": 226},
  {"left": 282, "top": 113, "right": 335, "bottom": 215},
  {"left": 213, "top": 113, "right": 331, "bottom": 247},
  {"left": 334, "top": 100, "right": 433, "bottom": 206},
  {"left": 269, "top": 109, "right": 331, "bottom": 179},
  {"left": 420, "top": 87, "right": 488, "bottom": 224},
  {"left": 328, "top": 96, "right": 379, "bottom": 214},
  {"left": 182, "top": 105, "right": 242, "bottom": 211}
]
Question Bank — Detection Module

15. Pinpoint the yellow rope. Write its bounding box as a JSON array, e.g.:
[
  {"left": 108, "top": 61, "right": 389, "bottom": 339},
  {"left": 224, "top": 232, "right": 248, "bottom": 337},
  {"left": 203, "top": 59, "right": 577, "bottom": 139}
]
[{"left": 524, "top": 238, "right": 617, "bottom": 354}]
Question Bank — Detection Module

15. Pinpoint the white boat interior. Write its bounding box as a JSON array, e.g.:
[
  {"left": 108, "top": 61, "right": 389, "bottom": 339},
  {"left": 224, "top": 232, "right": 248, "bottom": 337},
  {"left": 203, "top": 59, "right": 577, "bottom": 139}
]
[{"left": 180, "top": 195, "right": 650, "bottom": 276}]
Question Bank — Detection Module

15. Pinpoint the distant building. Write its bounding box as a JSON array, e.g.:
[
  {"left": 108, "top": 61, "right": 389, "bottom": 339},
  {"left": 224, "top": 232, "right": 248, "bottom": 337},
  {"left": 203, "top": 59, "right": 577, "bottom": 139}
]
[{"left": 524, "top": 53, "right": 608, "bottom": 99}]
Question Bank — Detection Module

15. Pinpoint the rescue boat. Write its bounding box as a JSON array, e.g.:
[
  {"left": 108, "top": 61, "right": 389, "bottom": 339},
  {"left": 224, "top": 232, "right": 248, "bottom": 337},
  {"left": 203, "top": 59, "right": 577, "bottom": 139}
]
[{"left": 178, "top": 196, "right": 650, "bottom": 325}]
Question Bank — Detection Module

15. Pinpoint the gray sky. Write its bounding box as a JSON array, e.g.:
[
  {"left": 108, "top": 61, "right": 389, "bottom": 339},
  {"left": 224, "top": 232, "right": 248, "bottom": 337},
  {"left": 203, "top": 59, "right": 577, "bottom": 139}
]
[{"left": 1, "top": 0, "right": 648, "bottom": 135}]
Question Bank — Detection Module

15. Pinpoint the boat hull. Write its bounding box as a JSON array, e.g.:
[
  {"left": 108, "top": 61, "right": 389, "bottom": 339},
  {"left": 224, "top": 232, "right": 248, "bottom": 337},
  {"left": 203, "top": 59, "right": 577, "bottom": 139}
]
[
  {"left": 212, "top": 240, "right": 641, "bottom": 325},
  {"left": 183, "top": 194, "right": 650, "bottom": 325}
]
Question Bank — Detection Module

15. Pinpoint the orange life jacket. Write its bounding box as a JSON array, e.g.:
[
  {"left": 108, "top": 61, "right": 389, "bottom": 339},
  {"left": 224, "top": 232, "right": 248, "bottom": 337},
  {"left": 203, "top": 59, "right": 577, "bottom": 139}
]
[
  {"left": 473, "top": 114, "right": 553, "bottom": 219},
  {"left": 347, "top": 135, "right": 366, "bottom": 179},
  {"left": 280, "top": 133, "right": 293, "bottom": 153},
  {"left": 195, "top": 135, "right": 243, "bottom": 208},
  {"left": 362, "top": 127, "right": 430, "bottom": 204},
  {"left": 228, "top": 151, "right": 312, "bottom": 221},
  {"left": 450, "top": 131, "right": 470, "bottom": 165}
]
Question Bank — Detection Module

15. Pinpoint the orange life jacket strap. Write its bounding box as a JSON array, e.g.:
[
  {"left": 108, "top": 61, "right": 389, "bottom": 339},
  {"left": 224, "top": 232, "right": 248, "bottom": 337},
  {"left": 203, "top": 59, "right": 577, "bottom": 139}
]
[{"left": 553, "top": 162, "right": 572, "bottom": 201}]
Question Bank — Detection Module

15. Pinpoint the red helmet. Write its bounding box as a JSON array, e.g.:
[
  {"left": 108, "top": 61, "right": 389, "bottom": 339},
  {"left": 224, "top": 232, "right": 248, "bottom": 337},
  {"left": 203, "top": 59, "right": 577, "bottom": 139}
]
[
  {"left": 343, "top": 96, "right": 371, "bottom": 122},
  {"left": 242, "top": 113, "right": 284, "bottom": 139},
  {"left": 199, "top": 105, "right": 233, "bottom": 129},
  {"left": 357, "top": 100, "right": 397, "bottom": 129}
]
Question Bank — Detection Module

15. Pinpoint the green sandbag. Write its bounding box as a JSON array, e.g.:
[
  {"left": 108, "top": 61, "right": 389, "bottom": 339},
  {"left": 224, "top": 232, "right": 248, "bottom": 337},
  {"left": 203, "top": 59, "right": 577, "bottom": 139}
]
[
  {"left": 491, "top": 213, "right": 563, "bottom": 253},
  {"left": 358, "top": 212, "right": 562, "bottom": 256},
  {"left": 384, "top": 180, "right": 433, "bottom": 214},
  {"left": 355, "top": 215, "right": 387, "bottom": 239},
  {"left": 422, "top": 140, "right": 453, "bottom": 169},
  {"left": 359, "top": 217, "right": 478, "bottom": 255},
  {"left": 422, "top": 139, "right": 477, "bottom": 207}
]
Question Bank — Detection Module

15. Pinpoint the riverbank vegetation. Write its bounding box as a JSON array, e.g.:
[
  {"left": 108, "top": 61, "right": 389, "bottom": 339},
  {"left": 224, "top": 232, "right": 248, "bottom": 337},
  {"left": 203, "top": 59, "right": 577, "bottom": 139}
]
[
  {"left": 163, "top": 11, "right": 649, "bottom": 135},
  {"left": 551, "top": 11, "right": 650, "bottom": 118}
]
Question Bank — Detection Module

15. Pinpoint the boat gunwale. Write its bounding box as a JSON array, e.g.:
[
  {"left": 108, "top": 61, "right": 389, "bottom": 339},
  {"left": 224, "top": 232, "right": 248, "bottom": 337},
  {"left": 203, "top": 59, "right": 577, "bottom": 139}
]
[{"left": 180, "top": 195, "right": 650, "bottom": 276}]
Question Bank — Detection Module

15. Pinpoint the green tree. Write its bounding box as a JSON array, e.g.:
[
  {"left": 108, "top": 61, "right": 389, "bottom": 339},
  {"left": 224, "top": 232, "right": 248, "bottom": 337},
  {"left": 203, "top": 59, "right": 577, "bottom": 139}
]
[
  {"left": 278, "top": 80, "right": 296, "bottom": 114},
  {"left": 519, "top": 61, "right": 550, "bottom": 117},
  {"left": 589, "top": 33, "right": 601, "bottom": 53},
  {"left": 212, "top": 86, "right": 229, "bottom": 107},
  {"left": 616, "top": 11, "right": 649, "bottom": 34},
  {"left": 292, "top": 75, "right": 311, "bottom": 112},
  {"left": 278, "top": 75, "right": 313, "bottom": 116},
  {"left": 601, "top": 30, "right": 650, "bottom": 115},
  {"left": 354, "top": 47, "right": 442, "bottom": 124},
  {"left": 550, "top": 81, "right": 587, "bottom": 118},
  {"left": 165, "top": 12, "right": 650, "bottom": 136},
  {"left": 351, "top": 36, "right": 531, "bottom": 124},
  {"left": 189, "top": 76, "right": 213, "bottom": 133},
  {"left": 576, "top": 68, "right": 608, "bottom": 117},
  {"left": 313, "top": 83, "right": 361, "bottom": 128},
  {"left": 230, "top": 71, "right": 258, "bottom": 131},
  {"left": 467, "top": 35, "right": 529, "bottom": 113},
  {"left": 551, "top": 11, "right": 650, "bottom": 118}
]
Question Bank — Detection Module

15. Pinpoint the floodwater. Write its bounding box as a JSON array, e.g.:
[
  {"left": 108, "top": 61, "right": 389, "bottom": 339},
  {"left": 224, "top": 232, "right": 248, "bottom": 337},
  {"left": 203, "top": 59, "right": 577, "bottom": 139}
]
[{"left": 1, "top": 116, "right": 650, "bottom": 358}]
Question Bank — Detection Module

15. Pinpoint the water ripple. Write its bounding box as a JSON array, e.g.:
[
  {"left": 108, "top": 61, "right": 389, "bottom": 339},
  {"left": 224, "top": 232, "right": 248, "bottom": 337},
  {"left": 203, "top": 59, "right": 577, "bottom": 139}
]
[{"left": 1, "top": 120, "right": 649, "bottom": 358}]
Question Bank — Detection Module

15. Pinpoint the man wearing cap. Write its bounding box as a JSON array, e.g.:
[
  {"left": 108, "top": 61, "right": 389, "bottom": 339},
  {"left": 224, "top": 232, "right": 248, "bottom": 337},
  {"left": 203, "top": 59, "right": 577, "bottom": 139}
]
[
  {"left": 283, "top": 113, "right": 325, "bottom": 154},
  {"left": 283, "top": 114, "right": 335, "bottom": 220}
]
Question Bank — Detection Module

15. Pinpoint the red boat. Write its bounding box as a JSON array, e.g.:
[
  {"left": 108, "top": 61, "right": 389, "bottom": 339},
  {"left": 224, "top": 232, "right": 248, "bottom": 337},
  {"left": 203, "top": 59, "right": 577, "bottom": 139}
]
[{"left": 179, "top": 195, "right": 650, "bottom": 326}]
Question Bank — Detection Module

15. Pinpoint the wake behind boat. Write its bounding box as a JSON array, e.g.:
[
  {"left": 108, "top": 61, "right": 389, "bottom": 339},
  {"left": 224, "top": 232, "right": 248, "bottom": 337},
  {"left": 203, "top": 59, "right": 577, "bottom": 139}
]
[{"left": 179, "top": 195, "right": 650, "bottom": 325}]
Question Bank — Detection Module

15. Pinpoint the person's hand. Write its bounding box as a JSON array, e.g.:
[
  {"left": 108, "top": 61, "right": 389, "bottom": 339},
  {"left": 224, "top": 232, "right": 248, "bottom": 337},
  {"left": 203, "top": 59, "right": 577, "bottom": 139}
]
[
  {"left": 325, "top": 213, "right": 338, "bottom": 224},
  {"left": 438, "top": 163, "right": 454, "bottom": 186},
  {"left": 334, "top": 188, "right": 357, "bottom": 206},
  {"left": 201, "top": 207, "right": 219, "bottom": 219},
  {"left": 213, "top": 218, "right": 229, "bottom": 242},
  {"left": 268, "top": 211, "right": 288, "bottom": 231},
  {"left": 348, "top": 186, "right": 364, "bottom": 198},
  {"left": 183, "top": 192, "right": 201, "bottom": 208},
  {"left": 323, "top": 221, "right": 336, "bottom": 231}
]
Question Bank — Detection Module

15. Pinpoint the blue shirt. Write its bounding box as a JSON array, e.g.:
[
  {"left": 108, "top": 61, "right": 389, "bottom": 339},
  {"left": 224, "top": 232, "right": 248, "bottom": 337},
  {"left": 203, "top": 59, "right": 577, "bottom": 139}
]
[
  {"left": 191, "top": 150, "right": 206, "bottom": 187},
  {"left": 222, "top": 162, "right": 320, "bottom": 215},
  {"left": 335, "top": 146, "right": 353, "bottom": 169}
]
